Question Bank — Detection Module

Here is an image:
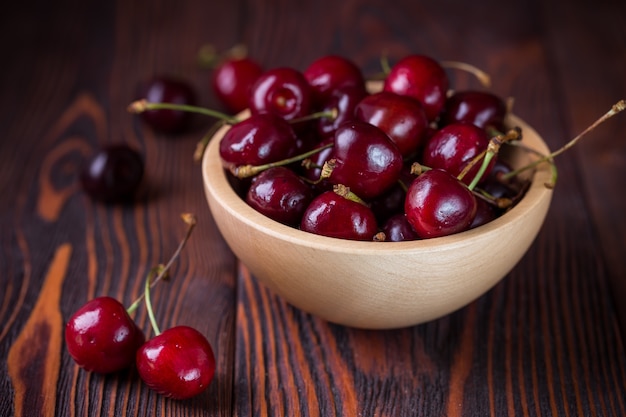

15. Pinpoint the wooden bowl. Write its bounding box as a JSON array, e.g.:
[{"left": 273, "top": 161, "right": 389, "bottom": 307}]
[{"left": 202, "top": 112, "right": 553, "bottom": 329}]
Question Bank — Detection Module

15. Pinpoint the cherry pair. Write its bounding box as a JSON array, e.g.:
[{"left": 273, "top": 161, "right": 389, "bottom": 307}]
[{"left": 64, "top": 214, "right": 215, "bottom": 400}]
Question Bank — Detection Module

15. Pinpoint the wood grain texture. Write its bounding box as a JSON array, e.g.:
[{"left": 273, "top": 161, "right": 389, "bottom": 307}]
[{"left": 1, "top": 0, "right": 625, "bottom": 415}]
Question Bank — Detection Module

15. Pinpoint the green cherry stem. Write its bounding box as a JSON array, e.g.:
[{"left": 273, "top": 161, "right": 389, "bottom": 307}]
[
  {"left": 144, "top": 268, "right": 161, "bottom": 336},
  {"left": 231, "top": 143, "right": 334, "bottom": 178},
  {"left": 125, "top": 213, "right": 197, "bottom": 317},
  {"left": 503, "top": 99, "right": 626, "bottom": 183},
  {"left": 128, "top": 99, "right": 239, "bottom": 124}
]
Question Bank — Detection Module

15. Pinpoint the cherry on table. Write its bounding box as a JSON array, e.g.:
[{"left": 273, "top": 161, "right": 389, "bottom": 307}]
[
  {"left": 212, "top": 57, "right": 263, "bottom": 114},
  {"left": 80, "top": 144, "right": 144, "bottom": 203},
  {"left": 300, "top": 188, "right": 378, "bottom": 241},
  {"left": 136, "top": 325, "right": 216, "bottom": 400},
  {"left": 404, "top": 168, "right": 477, "bottom": 239},
  {"left": 65, "top": 296, "right": 145, "bottom": 374},
  {"left": 383, "top": 54, "right": 449, "bottom": 122},
  {"left": 139, "top": 76, "right": 196, "bottom": 133}
]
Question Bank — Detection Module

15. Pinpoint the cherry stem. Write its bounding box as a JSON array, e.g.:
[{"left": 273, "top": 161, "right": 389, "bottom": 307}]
[
  {"left": 289, "top": 108, "right": 337, "bottom": 124},
  {"left": 503, "top": 99, "right": 626, "bottom": 183},
  {"left": 507, "top": 141, "right": 559, "bottom": 188},
  {"left": 333, "top": 184, "right": 367, "bottom": 206},
  {"left": 127, "top": 99, "right": 239, "bottom": 124},
  {"left": 144, "top": 268, "right": 161, "bottom": 336},
  {"left": 231, "top": 143, "right": 334, "bottom": 178},
  {"left": 440, "top": 60, "right": 491, "bottom": 88},
  {"left": 194, "top": 119, "right": 228, "bottom": 163},
  {"left": 126, "top": 213, "right": 197, "bottom": 317}
]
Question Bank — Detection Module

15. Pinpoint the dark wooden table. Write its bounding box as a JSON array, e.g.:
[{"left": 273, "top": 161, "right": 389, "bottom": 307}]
[{"left": 2, "top": 0, "right": 625, "bottom": 415}]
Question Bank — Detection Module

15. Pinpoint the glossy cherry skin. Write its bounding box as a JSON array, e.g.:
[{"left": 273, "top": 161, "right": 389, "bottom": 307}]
[
  {"left": 80, "top": 144, "right": 144, "bottom": 203},
  {"left": 381, "top": 213, "right": 420, "bottom": 242},
  {"left": 441, "top": 90, "right": 507, "bottom": 131},
  {"left": 404, "top": 169, "right": 477, "bottom": 238},
  {"left": 422, "top": 122, "right": 494, "bottom": 185},
  {"left": 383, "top": 55, "right": 449, "bottom": 122},
  {"left": 303, "top": 55, "right": 367, "bottom": 104},
  {"left": 300, "top": 190, "right": 378, "bottom": 241},
  {"left": 212, "top": 57, "right": 263, "bottom": 114},
  {"left": 354, "top": 91, "right": 429, "bottom": 157},
  {"left": 246, "top": 167, "right": 315, "bottom": 226},
  {"left": 329, "top": 121, "right": 403, "bottom": 200},
  {"left": 139, "top": 76, "right": 196, "bottom": 132},
  {"left": 65, "top": 296, "right": 145, "bottom": 374},
  {"left": 316, "top": 85, "right": 368, "bottom": 139},
  {"left": 137, "top": 326, "right": 215, "bottom": 400},
  {"left": 469, "top": 197, "right": 497, "bottom": 229},
  {"left": 249, "top": 67, "right": 313, "bottom": 121},
  {"left": 219, "top": 113, "right": 299, "bottom": 170}
]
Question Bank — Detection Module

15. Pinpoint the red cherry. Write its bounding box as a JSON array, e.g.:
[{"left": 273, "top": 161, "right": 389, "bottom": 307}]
[
  {"left": 441, "top": 90, "right": 507, "bottom": 131},
  {"left": 139, "top": 76, "right": 196, "bottom": 132},
  {"left": 421, "top": 122, "right": 494, "bottom": 185},
  {"left": 212, "top": 57, "right": 263, "bottom": 114},
  {"left": 80, "top": 144, "right": 144, "bottom": 203},
  {"left": 354, "top": 91, "right": 429, "bottom": 157},
  {"left": 381, "top": 213, "right": 420, "bottom": 242},
  {"left": 316, "top": 85, "right": 367, "bottom": 139},
  {"left": 246, "top": 167, "right": 315, "bottom": 226},
  {"left": 329, "top": 121, "right": 404, "bottom": 200},
  {"left": 65, "top": 296, "right": 145, "bottom": 374},
  {"left": 383, "top": 55, "right": 449, "bottom": 121},
  {"left": 300, "top": 189, "right": 378, "bottom": 241},
  {"left": 219, "top": 113, "right": 299, "bottom": 171},
  {"left": 249, "top": 67, "right": 313, "bottom": 121},
  {"left": 404, "top": 169, "right": 477, "bottom": 238},
  {"left": 469, "top": 197, "right": 497, "bottom": 229},
  {"left": 136, "top": 326, "right": 216, "bottom": 400},
  {"left": 303, "top": 55, "right": 367, "bottom": 103}
]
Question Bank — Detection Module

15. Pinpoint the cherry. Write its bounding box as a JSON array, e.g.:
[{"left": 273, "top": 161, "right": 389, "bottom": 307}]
[
  {"left": 383, "top": 55, "right": 449, "bottom": 122},
  {"left": 212, "top": 57, "right": 263, "bottom": 114},
  {"left": 441, "top": 90, "right": 507, "bottom": 131},
  {"left": 381, "top": 214, "right": 420, "bottom": 242},
  {"left": 303, "top": 55, "right": 367, "bottom": 104},
  {"left": 469, "top": 197, "right": 497, "bottom": 229},
  {"left": 136, "top": 325, "right": 216, "bottom": 400},
  {"left": 249, "top": 67, "right": 313, "bottom": 121},
  {"left": 316, "top": 85, "right": 368, "bottom": 139},
  {"left": 404, "top": 169, "right": 477, "bottom": 238},
  {"left": 139, "top": 76, "right": 196, "bottom": 132},
  {"left": 65, "top": 296, "right": 145, "bottom": 374},
  {"left": 246, "top": 167, "right": 315, "bottom": 226},
  {"left": 300, "top": 187, "right": 378, "bottom": 241},
  {"left": 421, "top": 122, "right": 494, "bottom": 186},
  {"left": 219, "top": 113, "right": 299, "bottom": 172},
  {"left": 80, "top": 144, "right": 144, "bottom": 203},
  {"left": 328, "top": 121, "right": 403, "bottom": 200},
  {"left": 354, "top": 91, "right": 429, "bottom": 157}
]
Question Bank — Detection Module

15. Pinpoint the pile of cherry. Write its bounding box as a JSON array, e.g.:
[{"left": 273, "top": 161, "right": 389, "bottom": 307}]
[{"left": 131, "top": 53, "right": 531, "bottom": 241}]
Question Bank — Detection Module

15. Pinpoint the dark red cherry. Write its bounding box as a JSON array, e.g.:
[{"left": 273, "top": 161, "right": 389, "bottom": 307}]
[
  {"left": 383, "top": 55, "right": 449, "bottom": 121},
  {"left": 246, "top": 167, "right": 314, "bottom": 226},
  {"left": 80, "top": 144, "right": 144, "bottom": 203},
  {"left": 301, "top": 136, "right": 335, "bottom": 183},
  {"left": 219, "top": 113, "right": 299, "bottom": 171},
  {"left": 316, "top": 85, "right": 368, "bottom": 139},
  {"left": 136, "top": 326, "right": 215, "bottom": 400},
  {"left": 212, "top": 57, "right": 263, "bottom": 114},
  {"left": 139, "top": 76, "right": 196, "bottom": 132},
  {"left": 404, "top": 169, "right": 477, "bottom": 238},
  {"left": 469, "top": 197, "right": 497, "bottom": 229},
  {"left": 441, "top": 90, "right": 507, "bottom": 131},
  {"left": 329, "top": 121, "right": 403, "bottom": 200},
  {"left": 303, "top": 55, "right": 367, "bottom": 103},
  {"left": 300, "top": 189, "right": 378, "bottom": 241},
  {"left": 354, "top": 91, "right": 429, "bottom": 157},
  {"left": 382, "top": 214, "right": 420, "bottom": 242},
  {"left": 65, "top": 296, "right": 145, "bottom": 374},
  {"left": 249, "top": 67, "right": 313, "bottom": 121},
  {"left": 422, "top": 122, "right": 494, "bottom": 185}
]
